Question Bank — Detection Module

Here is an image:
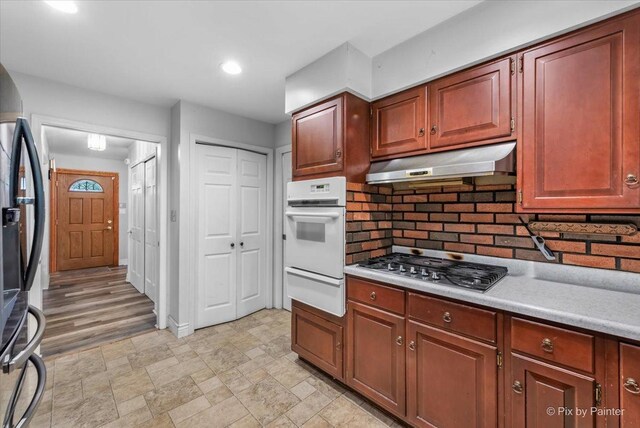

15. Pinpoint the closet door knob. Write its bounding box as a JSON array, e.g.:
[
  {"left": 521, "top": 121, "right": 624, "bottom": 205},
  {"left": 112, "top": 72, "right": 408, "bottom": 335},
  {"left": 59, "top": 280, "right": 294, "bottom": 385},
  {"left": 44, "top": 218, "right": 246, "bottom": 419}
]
[{"left": 230, "top": 243, "right": 235, "bottom": 248}]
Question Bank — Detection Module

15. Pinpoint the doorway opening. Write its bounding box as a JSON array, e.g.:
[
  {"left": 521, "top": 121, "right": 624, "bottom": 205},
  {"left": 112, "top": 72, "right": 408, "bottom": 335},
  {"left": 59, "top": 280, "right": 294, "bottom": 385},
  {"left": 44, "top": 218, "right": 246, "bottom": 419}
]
[{"left": 42, "top": 125, "right": 160, "bottom": 357}]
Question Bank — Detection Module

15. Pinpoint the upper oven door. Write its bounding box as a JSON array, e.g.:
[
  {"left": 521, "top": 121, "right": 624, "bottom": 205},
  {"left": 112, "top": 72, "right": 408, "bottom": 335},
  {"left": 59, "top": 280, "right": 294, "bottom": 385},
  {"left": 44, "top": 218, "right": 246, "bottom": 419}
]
[{"left": 285, "top": 206, "right": 345, "bottom": 279}]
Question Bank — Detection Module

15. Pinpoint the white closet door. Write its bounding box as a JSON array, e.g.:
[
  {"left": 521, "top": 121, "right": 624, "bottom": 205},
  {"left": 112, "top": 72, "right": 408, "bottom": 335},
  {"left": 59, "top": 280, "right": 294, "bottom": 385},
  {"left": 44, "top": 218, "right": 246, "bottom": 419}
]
[
  {"left": 144, "top": 156, "right": 158, "bottom": 303},
  {"left": 196, "top": 144, "right": 238, "bottom": 328},
  {"left": 129, "top": 163, "right": 145, "bottom": 293},
  {"left": 281, "top": 151, "right": 292, "bottom": 311},
  {"left": 236, "top": 150, "right": 267, "bottom": 318}
]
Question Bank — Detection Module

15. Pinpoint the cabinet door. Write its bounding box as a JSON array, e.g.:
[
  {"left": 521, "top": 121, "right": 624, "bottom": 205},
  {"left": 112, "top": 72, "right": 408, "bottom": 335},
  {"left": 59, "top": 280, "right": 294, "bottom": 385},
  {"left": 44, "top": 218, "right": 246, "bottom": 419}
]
[
  {"left": 510, "top": 354, "right": 597, "bottom": 428},
  {"left": 346, "top": 300, "right": 405, "bottom": 417},
  {"left": 406, "top": 321, "right": 498, "bottom": 428},
  {"left": 371, "top": 86, "right": 427, "bottom": 159},
  {"left": 292, "top": 96, "right": 343, "bottom": 178},
  {"left": 519, "top": 14, "right": 640, "bottom": 212},
  {"left": 620, "top": 343, "right": 640, "bottom": 427},
  {"left": 429, "top": 57, "right": 513, "bottom": 150},
  {"left": 291, "top": 304, "right": 343, "bottom": 380}
]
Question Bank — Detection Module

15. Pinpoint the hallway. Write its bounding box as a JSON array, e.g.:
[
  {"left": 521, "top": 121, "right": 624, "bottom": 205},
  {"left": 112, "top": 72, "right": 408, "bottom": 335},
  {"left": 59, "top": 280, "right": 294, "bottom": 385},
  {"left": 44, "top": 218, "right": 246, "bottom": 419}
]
[{"left": 42, "top": 266, "right": 156, "bottom": 357}]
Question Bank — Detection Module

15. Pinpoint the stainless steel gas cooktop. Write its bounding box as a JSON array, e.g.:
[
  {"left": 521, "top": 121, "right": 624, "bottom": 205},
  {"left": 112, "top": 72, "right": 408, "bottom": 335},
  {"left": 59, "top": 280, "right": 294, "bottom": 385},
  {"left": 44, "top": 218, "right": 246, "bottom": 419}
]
[{"left": 358, "top": 253, "right": 508, "bottom": 292}]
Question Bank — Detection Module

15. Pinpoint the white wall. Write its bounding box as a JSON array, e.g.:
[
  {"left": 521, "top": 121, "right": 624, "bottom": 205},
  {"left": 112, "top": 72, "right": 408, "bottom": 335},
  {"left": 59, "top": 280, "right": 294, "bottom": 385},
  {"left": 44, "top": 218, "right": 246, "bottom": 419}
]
[
  {"left": 274, "top": 120, "right": 291, "bottom": 148},
  {"left": 371, "top": 0, "right": 640, "bottom": 98},
  {"left": 52, "top": 153, "right": 129, "bottom": 263},
  {"left": 173, "top": 100, "right": 277, "bottom": 335}
]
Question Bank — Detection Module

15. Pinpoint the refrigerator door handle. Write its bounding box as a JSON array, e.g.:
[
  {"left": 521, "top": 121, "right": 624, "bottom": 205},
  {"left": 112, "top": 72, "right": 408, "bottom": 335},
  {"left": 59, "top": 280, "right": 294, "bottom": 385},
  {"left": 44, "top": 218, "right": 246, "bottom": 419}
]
[
  {"left": 2, "top": 306, "right": 46, "bottom": 374},
  {"left": 2, "top": 353, "right": 46, "bottom": 428},
  {"left": 9, "top": 118, "right": 45, "bottom": 292}
]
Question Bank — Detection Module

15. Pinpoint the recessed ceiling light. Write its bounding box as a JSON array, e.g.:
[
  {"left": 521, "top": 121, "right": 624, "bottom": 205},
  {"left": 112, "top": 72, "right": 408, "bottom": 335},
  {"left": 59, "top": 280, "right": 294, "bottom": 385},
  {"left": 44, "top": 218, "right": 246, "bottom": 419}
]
[
  {"left": 44, "top": 1, "right": 78, "bottom": 14},
  {"left": 220, "top": 61, "right": 242, "bottom": 75}
]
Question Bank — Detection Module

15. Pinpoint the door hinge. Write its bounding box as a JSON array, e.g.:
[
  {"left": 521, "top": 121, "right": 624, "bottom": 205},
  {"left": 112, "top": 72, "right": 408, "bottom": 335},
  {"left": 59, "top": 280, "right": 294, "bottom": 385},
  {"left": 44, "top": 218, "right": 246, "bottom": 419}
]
[
  {"left": 517, "top": 190, "right": 523, "bottom": 205},
  {"left": 510, "top": 117, "right": 515, "bottom": 133},
  {"left": 510, "top": 58, "right": 515, "bottom": 75},
  {"left": 370, "top": 107, "right": 373, "bottom": 118},
  {"left": 518, "top": 55, "right": 524, "bottom": 73},
  {"left": 595, "top": 383, "right": 602, "bottom": 407},
  {"left": 497, "top": 351, "right": 503, "bottom": 368}
]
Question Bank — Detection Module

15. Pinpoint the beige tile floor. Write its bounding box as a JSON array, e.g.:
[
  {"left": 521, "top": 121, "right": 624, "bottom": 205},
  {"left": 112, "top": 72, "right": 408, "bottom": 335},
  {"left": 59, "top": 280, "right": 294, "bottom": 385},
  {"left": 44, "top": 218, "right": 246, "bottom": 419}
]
[{"left": 3, "top": 309, "right": 406, "bottom": 428}]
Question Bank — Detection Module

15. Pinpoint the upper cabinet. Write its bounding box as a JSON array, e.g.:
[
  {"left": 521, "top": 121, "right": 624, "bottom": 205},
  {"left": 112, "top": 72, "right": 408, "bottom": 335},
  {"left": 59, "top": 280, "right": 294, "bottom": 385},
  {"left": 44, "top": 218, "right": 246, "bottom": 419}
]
[
  {"left": 292, "top": 92, "right": 369, "bottom": 182},
  {"left": 429, "top": 57, "right": 515, "bottom": 151},
  {"left": 371, "top": 86, "right": 427, "bottom": 159},
  {"left": 518, "top": 11, "right": 640, "bottom": 213}
]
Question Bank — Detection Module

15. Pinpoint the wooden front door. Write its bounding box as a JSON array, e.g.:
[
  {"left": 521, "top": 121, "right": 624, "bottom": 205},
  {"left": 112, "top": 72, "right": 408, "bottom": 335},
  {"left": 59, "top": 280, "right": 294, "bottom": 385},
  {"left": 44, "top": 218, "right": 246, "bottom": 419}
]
[{"left": 53, "top": 169, "right": 118, "bottom": 271}]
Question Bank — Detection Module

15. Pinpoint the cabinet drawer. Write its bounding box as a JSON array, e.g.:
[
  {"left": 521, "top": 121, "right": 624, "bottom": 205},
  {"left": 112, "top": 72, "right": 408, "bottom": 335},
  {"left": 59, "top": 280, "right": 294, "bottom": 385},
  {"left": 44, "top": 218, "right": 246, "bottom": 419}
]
[
  {"left": 407, "top": 293, "right": 497, "bottom": 343},
  {"left": 510, "top": 318, "right": 595, "bottom": 373},
  {"left": 347, "top": 277, "right": 405, "bottom": 315}
]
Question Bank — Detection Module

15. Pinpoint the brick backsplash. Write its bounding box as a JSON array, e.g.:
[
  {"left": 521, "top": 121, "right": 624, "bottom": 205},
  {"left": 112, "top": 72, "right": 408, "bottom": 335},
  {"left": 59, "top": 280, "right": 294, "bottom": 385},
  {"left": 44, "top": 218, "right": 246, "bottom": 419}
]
[{"left": 345, "top": 182, "right": 640, "bottom": 274}]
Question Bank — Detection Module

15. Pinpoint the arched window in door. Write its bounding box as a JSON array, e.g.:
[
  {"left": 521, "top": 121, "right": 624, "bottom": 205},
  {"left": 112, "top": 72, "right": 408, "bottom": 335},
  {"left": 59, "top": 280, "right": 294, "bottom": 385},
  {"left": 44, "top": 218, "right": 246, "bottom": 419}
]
[{"left": 69, "top": 179, "right": 104, "bottom": 192}]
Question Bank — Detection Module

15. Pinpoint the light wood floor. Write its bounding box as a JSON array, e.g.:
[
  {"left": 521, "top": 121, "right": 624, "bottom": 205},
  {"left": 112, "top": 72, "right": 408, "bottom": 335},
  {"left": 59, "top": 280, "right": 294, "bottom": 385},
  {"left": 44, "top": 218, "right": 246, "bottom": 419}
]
[{"left": 42, "top": 266, "right": 156, "bottom": 358}]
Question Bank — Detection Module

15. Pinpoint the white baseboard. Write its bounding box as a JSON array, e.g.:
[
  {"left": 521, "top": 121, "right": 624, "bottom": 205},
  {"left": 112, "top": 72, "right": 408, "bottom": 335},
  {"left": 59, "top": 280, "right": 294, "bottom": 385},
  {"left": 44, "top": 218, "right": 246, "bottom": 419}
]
[
  {"left": 168, "top": 316, "right": 190, "bottom": 338},
  {"left": 119, "top": 259, "right": 128, "bottom": 266}
]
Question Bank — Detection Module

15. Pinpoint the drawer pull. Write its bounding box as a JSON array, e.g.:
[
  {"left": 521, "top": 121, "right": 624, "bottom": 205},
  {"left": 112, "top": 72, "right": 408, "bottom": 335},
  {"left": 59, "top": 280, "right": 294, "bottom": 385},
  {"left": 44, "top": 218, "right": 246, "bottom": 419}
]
[
  {"left": 512, "top": 380, "right": 523, "bottom": 394},
  {"left": 430, "top": 124, "right": 437, "bottom": 135},
  {"left": 541, "top": 338, "right": 554, "bottom": 353},
  {"left": 624, "top": 378, "right": 640, "bottom": 395},
  {"left": 396, "top": 336, "right": 403, "bottom": 346},
  {"left": 408, "top": 341, "right": 416, "bottom": 351},
  {"left": 443, "top": 312, "right": 452, "bottom": 323},
  {"left": 369, "top": 292, "right": 376, "bottom": 301},
  {"left": 336, "top": 342, "right": 342, "bottom": 350}
]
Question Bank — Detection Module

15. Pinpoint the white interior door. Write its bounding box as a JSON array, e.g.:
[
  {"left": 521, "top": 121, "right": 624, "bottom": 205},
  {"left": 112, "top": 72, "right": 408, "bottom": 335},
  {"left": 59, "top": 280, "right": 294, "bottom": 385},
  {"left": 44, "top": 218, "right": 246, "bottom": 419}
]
[
  {"left": 129, "top": 163, "right": 144, "bottom": 293},
  {"left": 282, "top": 151, "right": 292, "bottom": 311},
  {"left": 144, "top": 156, "right": 158, "bottom": 304},
  {"left": 196, "top": 144, "right": 238, "bottom": 328},
  {"left": 236, "top": 150, "right": 267, "bottom": 318}
]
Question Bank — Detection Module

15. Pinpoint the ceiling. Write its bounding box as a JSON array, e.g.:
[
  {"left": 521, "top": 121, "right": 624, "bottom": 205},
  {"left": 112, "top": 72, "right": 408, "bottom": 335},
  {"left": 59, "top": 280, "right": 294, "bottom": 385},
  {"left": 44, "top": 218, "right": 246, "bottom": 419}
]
[
  {"left": 0, "top": 0, "right": 482, "bottom": 124},
  {"left": 45, "top": 125, "right": 137, "bottom": 160}
]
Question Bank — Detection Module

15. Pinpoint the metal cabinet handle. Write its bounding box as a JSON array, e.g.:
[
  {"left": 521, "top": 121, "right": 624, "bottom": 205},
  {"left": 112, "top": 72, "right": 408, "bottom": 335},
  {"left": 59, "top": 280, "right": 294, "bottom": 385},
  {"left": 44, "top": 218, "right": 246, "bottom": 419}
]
[
  {"left": 443, "top": 312, "right": 452, "bottom": 323},
  {"left": 105, "top": 226, "right": 112, "bottom": 231},
  {"left": 336, "top": 342, "right": 342, "bottom": 350},
  {"left": 396, "top": 336, "right": 403, "bottom": 346},
  {"left": 3, "top": 306, "right": 46, "bottom": 374},
  {"left": 369, "top": 292, "right": 376, "bottom": 301},
  {"left": 624, "top": 378, "right": 640, "bottom": 395},
  {"left": 240, "top": 242, "right": 244, "bottom": 247},
  {"left": 408, "top": 341, "right": 416, "bottom": 351},
  {"left": 625, "top": 174, "right": 639, "bottom": 188},
  {"left": 230, "top": 243, "right": 235, "bottom": 248},
  {"left": 512, "top": 380, "right": 523, "bottom": 394},
  {"left": 430, "top": 125, "right": 437, "bottom": 135},
  {"left": 335, "top": 149, "right": 342, "bottom": 158},
  {"left": 418, "top": 128, "right": 425, "bottom": 137},
  {"left": 541, "top": 338, "right": 554, "bottom": 353}
]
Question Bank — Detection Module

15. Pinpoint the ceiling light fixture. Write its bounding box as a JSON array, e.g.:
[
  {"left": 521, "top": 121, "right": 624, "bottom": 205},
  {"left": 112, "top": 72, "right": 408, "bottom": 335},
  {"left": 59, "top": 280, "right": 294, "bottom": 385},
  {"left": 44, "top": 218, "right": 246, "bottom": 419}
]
[
  {"left": 87, "top": 134, "right": 106, "bottom": 151},
  {"left": 44, "top": 1, "right": 78, "bottom": 14},
  {"left": 220, "top": 61, "right": 242, "bottom": 75}
]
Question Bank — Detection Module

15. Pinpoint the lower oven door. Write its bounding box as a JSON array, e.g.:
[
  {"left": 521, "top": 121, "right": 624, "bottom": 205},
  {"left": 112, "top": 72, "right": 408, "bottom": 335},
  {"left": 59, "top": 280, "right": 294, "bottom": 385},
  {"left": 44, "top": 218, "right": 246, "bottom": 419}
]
[
  {"left": 285, "top": 206, "right": 345, "bottom": 279},
  {"left": 285, "top": 267, "right": 345, "bottom": 316}
]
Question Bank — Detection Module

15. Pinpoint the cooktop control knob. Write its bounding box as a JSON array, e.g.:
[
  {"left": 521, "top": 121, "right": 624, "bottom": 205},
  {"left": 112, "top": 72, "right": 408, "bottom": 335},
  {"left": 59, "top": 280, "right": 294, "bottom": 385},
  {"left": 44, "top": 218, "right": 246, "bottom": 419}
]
[
  {"left": 409, "top": 266, "right": 417, "bottom": 274},
  {"left": 399, "top": 265, "right": 406, "bottom": 273},
  {"left": 431, "top": 271, "right": 441, "bottom": 281},
  {"left": 421, "top": 268, "right": 428, "bottom": 277},
  {"left": 387, "top": 263, "right": 395, "bottom": 271}
]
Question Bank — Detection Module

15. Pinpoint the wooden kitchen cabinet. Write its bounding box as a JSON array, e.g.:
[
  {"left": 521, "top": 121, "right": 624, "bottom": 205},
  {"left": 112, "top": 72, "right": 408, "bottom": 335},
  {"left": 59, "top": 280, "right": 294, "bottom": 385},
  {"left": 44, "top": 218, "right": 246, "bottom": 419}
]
[
  {"left": 510, "top": 353, "right": 598, "bottom": 428},
  {"left": 292, "top": 92, "right": 369, "bottom": 182},
  {"left": 429, "top": 56, "right": 515, "bottom": 151},
  {"left": 291, "top": 300, "right": 344, "bottom": 380},
  {"left": 518, "top": 11, "right": 640, "bottom": 213},
  {"left": 620, "top": 343, "right": 640, "bottom": 427},
  {"left": 406, "top": 320, "right": 498, "bottom": 428},
  {"left": 371, "top": 86, "right": 427, "bottom": 159},
  {"left": 346, "top": 300, "right": 406, "bottom": 417}
]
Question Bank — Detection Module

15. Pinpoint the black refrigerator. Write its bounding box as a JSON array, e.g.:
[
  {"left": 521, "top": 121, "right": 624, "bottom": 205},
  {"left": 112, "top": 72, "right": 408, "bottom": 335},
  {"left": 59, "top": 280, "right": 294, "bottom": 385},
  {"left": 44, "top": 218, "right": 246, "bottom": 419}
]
[{"left": 0, "top": 64, "right": 47, "bottom": 428}]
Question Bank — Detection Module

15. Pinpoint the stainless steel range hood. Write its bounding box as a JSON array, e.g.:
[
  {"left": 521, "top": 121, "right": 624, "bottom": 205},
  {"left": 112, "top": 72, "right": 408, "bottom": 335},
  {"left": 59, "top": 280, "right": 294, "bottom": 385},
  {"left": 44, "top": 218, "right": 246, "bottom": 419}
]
[{"left": 366, "top": 142, "right": 516, "bottom": 187}]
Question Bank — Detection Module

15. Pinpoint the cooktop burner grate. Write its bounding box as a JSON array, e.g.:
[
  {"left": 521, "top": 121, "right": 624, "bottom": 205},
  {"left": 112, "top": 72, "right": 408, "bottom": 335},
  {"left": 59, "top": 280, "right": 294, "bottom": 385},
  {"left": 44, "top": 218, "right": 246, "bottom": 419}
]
[{"left": 357, "top": 253, "right": 508, "bottom": 292}]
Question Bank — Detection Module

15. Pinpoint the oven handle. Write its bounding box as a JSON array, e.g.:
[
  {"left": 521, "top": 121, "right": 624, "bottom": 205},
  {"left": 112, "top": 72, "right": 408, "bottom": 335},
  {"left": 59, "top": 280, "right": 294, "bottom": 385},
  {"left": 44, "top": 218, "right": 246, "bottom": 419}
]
[
  {"left": 285, "top": 211, "right": 340, "bottom": 224},
  {"left": 284, "top": 267, "right": 343, "bottom": 286}
]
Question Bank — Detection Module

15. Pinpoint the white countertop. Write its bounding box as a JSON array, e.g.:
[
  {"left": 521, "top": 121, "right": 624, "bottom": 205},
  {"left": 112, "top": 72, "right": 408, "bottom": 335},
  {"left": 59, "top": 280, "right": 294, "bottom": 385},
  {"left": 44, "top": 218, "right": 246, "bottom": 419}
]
[{"left": 344, "top": 246, "right": 640, "bottom": 341}]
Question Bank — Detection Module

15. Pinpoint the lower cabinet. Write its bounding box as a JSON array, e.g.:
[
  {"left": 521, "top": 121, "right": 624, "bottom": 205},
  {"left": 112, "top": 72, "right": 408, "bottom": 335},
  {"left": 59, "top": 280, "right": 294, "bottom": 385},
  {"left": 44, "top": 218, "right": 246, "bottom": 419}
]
[
  {"left": 510, "top": 353, "right": 598, "bottom": 428},
  {"left": 291, "top": 300, "right": 344, "bottom": 380},
  {"left": 406, "top": 320, "right": 498, "bottom": 428},
  {"left": 620, "top": 343, "right": 640, "bottom": 427},
  {"left": 346, "top": 300, "right": 406, "bottom": 417}
]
